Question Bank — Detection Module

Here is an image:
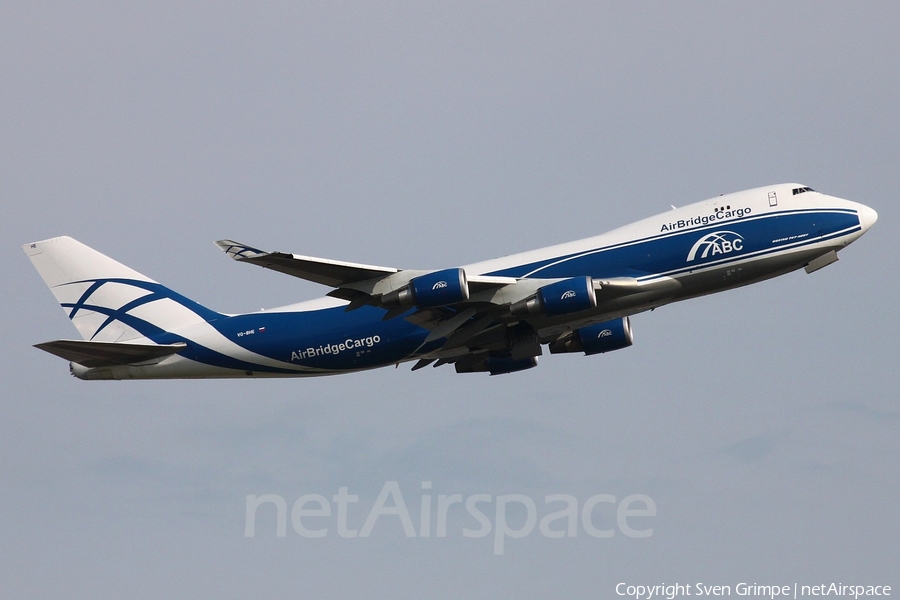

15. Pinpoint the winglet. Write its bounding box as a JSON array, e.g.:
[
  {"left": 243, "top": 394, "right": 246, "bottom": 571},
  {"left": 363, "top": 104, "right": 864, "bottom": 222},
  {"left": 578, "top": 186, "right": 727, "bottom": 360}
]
[{"left": 215, "top": 240, "right": 268, "bottom": 261}]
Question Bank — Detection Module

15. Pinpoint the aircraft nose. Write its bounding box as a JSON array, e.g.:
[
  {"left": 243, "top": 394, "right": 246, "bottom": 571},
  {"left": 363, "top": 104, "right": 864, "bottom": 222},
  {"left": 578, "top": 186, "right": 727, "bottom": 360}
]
[{"left": 858, "top": 204, "right": 878, "bottom": 231}]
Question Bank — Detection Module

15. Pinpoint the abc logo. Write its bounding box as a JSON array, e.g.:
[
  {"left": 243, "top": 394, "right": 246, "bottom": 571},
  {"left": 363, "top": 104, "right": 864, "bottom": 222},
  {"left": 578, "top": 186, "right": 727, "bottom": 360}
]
[{"left": 687, "top": 231, "right": 745, "bottom": 262}]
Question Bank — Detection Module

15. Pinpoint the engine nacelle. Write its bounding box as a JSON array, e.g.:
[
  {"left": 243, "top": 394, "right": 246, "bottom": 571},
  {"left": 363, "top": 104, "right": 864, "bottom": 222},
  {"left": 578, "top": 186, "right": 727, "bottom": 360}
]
[
  {"left": 455, "top": 355, "right": 539, "bottom": 375},
  {"left": 510, "top": 276, "right": 597, "bottom": 318},
  {"left": 548, "top": 317, "right": 634, "bottom": 356},
  {"left": 382, "top": 268, "right": 470, "bottom": 309}
]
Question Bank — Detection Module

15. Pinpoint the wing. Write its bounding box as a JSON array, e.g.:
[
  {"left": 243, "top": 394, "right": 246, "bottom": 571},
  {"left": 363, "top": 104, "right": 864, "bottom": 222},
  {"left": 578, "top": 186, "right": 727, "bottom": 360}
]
[
  {"left": 215, "top": 240, "right": 398, "bottom": 288},
  {"left": 35, "top": 339, "right": 187, "bottom": 368},
  {"left": 216, "top": 239, "right": 517, "bottom": 300}
]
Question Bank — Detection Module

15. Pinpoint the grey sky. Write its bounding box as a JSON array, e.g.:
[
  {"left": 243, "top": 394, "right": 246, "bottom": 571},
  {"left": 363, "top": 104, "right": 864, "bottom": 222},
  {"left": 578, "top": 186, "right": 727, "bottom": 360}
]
[{"left": 2, "top": 2, "right": 897, "bottom": 598}]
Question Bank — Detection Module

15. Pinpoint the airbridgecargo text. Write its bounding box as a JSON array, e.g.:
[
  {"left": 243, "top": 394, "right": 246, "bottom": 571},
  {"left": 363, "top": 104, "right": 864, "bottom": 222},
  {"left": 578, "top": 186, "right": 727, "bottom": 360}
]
[
  {"left": 615, "top": 582, "right": 891, "bottom": 599},
  {"left": 291, "top": 335, "right": 381, "bottom": 360},
  {"left": 660, "top": 207, "right": 752, "bottom": 232}
]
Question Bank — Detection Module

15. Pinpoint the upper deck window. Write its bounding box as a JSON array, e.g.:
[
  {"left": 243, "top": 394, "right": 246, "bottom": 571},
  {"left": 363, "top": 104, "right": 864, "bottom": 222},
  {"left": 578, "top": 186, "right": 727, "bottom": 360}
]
[{"left": 792, "top": 187, "right": 815, "bottom": 195}]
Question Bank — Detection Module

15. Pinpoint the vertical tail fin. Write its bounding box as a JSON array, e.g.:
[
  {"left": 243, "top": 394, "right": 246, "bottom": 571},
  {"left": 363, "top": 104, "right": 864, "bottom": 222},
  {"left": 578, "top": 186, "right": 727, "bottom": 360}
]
[{"left": 24, "top": 236, "right": 222, "bottom": 342}]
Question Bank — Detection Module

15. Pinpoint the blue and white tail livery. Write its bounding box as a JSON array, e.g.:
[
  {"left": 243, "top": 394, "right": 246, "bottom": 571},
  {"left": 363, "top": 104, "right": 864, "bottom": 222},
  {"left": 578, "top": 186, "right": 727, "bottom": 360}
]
[{"left": 25, "top": 184, "right": 877, "bottom": 379}]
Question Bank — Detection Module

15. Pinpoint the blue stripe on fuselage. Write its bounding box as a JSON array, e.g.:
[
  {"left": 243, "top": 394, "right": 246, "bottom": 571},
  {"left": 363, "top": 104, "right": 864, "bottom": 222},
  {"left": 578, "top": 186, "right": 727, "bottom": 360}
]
[{"left": 484, "top": 209, "right": 860, "bottom": 279}]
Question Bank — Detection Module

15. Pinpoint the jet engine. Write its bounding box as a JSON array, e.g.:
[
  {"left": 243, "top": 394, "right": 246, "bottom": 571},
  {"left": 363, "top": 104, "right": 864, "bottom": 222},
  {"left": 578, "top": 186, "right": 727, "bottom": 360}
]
[
  {"left": 510, "top": 276, "right": 597, "bottom": 318},
  {"left": 548, "top": 317, "right": 634, "bottom": 356},
  {"left": 382, "top": 268, "right": 470, "bottom": 309}
]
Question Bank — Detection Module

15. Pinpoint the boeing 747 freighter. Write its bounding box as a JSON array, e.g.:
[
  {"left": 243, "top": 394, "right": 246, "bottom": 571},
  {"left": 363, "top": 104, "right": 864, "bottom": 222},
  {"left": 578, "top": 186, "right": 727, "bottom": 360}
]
[{"left": 24, "top": 183, "right": 877, "bottom": 379}]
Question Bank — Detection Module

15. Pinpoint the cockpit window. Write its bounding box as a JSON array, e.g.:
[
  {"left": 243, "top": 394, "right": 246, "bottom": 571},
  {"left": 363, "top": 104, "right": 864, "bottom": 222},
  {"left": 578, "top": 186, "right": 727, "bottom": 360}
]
[{"left": 792, "top": 187, "right": 815, "bottom": 195}]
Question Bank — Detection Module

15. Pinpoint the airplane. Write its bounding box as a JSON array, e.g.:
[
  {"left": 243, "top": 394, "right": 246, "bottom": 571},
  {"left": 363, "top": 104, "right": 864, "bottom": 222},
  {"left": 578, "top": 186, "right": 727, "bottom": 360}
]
[{"left": 24, "top": 183, "right": 877, "bottom": 380}]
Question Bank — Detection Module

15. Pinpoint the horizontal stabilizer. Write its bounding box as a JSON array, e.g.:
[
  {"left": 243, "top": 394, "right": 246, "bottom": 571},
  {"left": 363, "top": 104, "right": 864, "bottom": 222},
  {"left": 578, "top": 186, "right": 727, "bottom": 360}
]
[{"left": 34, "top": 339, "right": 187, "bottom": 368}]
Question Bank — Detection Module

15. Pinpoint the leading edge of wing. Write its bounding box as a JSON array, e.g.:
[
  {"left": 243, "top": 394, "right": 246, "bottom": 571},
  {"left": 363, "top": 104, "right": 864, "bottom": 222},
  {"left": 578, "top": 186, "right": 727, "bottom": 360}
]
[
  {"left": 215, "top": 240, "right": 518, "bottom": 292},
  {"left": 215, "top": 240, "right": 399, "bottom": 288}
]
